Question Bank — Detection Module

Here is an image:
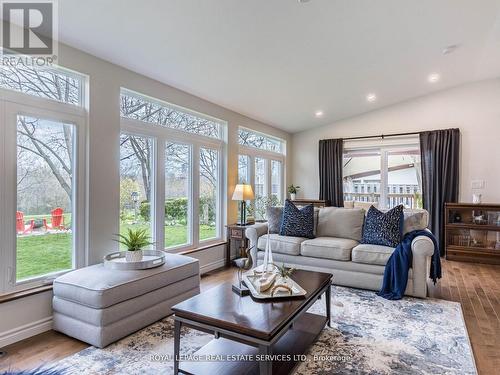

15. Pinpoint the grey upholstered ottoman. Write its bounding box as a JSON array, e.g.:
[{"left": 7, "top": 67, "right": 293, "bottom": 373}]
[{"left": 52, "top": 253, "right": 199, "bottom": 348}]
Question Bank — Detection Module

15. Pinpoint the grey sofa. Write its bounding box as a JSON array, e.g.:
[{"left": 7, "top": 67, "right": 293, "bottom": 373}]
[{"left": 246, "top": 207, "right": 434, "bottom": 298}]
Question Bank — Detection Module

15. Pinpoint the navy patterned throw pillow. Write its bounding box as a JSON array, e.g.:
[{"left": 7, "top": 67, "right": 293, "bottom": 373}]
[
  {"left": 362, "top": 205, "right": 404, "bottom": 247},
  {"left": 279, "top": 200, "right": 315, "bottom": 239}
]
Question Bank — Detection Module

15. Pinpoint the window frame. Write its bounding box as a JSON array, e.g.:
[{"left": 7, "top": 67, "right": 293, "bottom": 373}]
[
  {"left": 120, "top": 107, "right": 226, "bottom": 253},
  {"left": 0, "top": 86, "right": 87, "bottom": 294},
  {"left": 164, "top": 141, "right": 193, "bottom": 249},
  {"left": 238, "top": 134, "right": 286, "bottom": 213},
  {"left": 270, "top": 159, "right": 284, "bottom": 203},
  {"left": 238, "top": 127, "right": 285, "bottom": 154},
  {"left": 343, "top": 138, "right": 421, "bottom": 210},
  {"left": 198, "top": 146, "right": 222, "bottom": 244},
  {"left": 0, "top": 64, "right": 86, "bottom": 108},
  {"left": 120, "top": 88, "right": 223, "bottom": 139},
  {"left": 119, "top": 130, "right": 158, "bottom": 249}
]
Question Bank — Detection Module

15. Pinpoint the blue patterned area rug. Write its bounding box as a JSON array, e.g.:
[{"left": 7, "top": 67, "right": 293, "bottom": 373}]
[{"left": 52, "top": 287, "right": 476, "bottom": 375}]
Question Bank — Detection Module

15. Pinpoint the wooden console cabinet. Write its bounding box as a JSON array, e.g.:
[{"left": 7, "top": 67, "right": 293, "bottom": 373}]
[{"left": 445, "top": 203, "right": 500, "bottom": 264}]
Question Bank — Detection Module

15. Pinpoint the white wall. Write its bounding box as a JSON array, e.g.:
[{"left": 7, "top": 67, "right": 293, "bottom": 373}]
[
  {"left": 0, "top": 40, "right": 291, "bottom": 347},
  {"left": 291, "top": 78, "right": 500, "bottom": 204}
]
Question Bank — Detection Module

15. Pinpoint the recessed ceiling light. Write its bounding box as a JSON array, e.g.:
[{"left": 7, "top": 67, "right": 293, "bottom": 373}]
[
  {"left": 298, "top": 0, "right": 311, "bottom": 3},
  {"left": 428, "top": 73, "right": 440, "bottom": 83},
  {"left": 366, "top": 93, "right": 377, "bottom": 103},
  {"left": 315, "top": 110, "right": 324, "bottom": 118},
  {"left": 442, "top": 44, "right": 460, "bottom": 55}
]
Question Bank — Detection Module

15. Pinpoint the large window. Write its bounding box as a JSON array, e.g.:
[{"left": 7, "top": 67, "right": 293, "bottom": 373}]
[
  {"left": 238, "top": 128, "right": 284, "bottom": 153},
  {"left": 121, "top": 89, "right": 221, "bottom": 138},
  {"left": 343, "top": 143, "right": 422, "bottom": 209},
  {"left": 119, "top": 89, "right": 225, "bottom": 252},
  {"left": 0, "top": 62, "right": 86, "bottom": 294},
  {"left": 271, "top": 160, "right": 283, "bottom": 202},
  {"left": 119, "top": 134, "right": 154, "bottom": 246},
  {"left": 165, "top": 143, "right": 191, "bottom": 248},
  {"left": 238, "top": 128, "right": 285, "bottom": 221},
  {"left": 16, "top": 116, "right": 75, "bottom": 281},
  {"left": 199, "top": 148, "right": 219, "bottom": 241},
  {"left": 254, "top": 157, "right": 267, "bottom": 200},
  {"left": 238, "top": 154, "right": 250, "bottom": 184},
  {"left": 0, "top": 62, "right": 83, "bottom": 106}
]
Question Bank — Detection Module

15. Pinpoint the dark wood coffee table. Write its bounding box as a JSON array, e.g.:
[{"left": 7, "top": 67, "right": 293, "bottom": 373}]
[{"left": 171, "top": 269, "right": 332, "bottom": 375}]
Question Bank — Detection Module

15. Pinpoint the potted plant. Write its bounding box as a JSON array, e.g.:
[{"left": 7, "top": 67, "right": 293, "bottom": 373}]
[
  {"left": 287, "top": 185, "right": 300, "bottom": 200},
  {"left": 115, "top": 228, "right": 153, "bottom": 262},
  {"left": 271, "top": 263, "right": 295, "bottom": 296}
]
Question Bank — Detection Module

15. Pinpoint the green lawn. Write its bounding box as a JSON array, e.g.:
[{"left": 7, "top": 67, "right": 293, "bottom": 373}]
[
  {"left": 17, "top": 233, "right": 72, "bottom": 280},
  {"left": 16, "top": 224, "right": 217, "bottom": 280}
]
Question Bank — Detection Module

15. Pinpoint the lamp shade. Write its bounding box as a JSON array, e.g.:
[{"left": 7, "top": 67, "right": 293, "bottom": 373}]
[{"left": 232, "top": 184, "right": 255, "bottom": 201}]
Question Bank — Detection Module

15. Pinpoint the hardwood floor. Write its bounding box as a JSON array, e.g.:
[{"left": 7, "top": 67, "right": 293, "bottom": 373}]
[
  {"left": 0, "top": 267, "right": 238, "bottom": 373},
  {"left": 1, "top": 261, "right": 499, "bottom": 374},
  {"left": 428, "top": 260, "right": 500, "bottom": 375}
]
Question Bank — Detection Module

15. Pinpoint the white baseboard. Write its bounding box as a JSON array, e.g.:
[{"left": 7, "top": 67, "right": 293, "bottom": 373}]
[
  {"left": 0, "top": 317, "right": 52, "bottom": 348},
  {"left": 200, "top": 259, "right": 226, "bottom": 274}
]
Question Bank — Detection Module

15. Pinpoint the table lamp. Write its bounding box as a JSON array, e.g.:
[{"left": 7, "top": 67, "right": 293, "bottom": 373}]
[{"left": 232, "top": 184, "right": 254, "bottom": 225}]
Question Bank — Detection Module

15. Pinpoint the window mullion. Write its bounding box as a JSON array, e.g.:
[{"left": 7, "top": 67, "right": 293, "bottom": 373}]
[
  {"left": 0, "top": 100, "right": 6, "bottom": 293},
  {"left": 281, "top": 160, "right": 285, "bottom": 203},
  {"left": 266, "top": 158, "right": 271, "bottom": 197},
  {"left": 4, "top": 103, "right": 19, "bottom": 292},
  {"left": 192, "top": 144, "right": 200, "bottom": 248},
  {"left": 156, "top": 139, "right": 165, "bottom": 251},
  {"left": 249, "top": 155, "right": 256, "bottom": 215},
  {"left": 217, "top": 147, "right": 223, "bottom": 239},
  {"left": 380, "top": 149, "right": 389, "bottom": 209},
  {"left": 73, "top": 117, "right": 86, "bottom": 270}
]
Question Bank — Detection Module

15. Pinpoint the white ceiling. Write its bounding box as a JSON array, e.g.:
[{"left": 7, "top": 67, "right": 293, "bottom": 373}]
[{"left": 58, "top": 0, "right": 500, "bottom": 133}]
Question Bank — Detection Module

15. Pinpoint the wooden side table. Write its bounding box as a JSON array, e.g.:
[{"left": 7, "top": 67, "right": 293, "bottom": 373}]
[{"left": 225, "top": 224, "right": 250, "bottom": 266}]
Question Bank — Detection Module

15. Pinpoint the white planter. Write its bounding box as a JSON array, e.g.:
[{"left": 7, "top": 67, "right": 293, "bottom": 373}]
[
  {"left": 290, "top": 193, "right": 296, "bottom": 201},
  {"left": 125, "top": 250, "right": 143, "bottom": 262}
]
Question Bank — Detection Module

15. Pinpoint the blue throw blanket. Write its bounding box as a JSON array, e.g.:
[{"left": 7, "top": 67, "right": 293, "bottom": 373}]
[{"left": 377, "top": 230, "right": 441, "bottom": 300}]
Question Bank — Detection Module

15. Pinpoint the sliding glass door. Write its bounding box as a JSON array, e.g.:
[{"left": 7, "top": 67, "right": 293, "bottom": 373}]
[{"left": 343, "top": 145, "right": 422, "bottom": 209}]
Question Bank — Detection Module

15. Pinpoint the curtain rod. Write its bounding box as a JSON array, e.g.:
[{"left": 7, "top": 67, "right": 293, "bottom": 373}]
[{"left": 341, "top": 131, "right": 421, "bottom": 141}]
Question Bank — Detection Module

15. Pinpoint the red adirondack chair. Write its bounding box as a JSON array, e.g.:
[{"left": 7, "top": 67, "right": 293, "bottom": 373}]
[
  {"left": 16, "top": 211, "right": 35, "bottom": 235},
  {"left": 43, "top": 208, "right": 66, "bottom": 231}
]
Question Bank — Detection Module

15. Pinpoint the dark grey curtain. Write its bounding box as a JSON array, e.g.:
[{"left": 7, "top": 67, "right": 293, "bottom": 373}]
[
  {"left": 319, "top": 138, "right": 344, "bottom": 207},
  {"left": 420, "top": 128, "right": 460, "bottom": 256}
]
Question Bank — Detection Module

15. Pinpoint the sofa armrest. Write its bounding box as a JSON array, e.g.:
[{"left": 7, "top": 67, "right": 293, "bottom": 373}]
[
  {"left": 410, "top": 231, "right": 435, "bottom": 298},
  {"left": 245, "top": 222, "right": 268, "bottom": 268}
]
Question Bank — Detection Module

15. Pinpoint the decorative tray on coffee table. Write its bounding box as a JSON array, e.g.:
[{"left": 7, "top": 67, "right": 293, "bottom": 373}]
[
  {"left": 242, "top": 271, "right": 307, "bottom": 299},
  {"left": 103, "top": 250, "right": 166, "bottom": 270}
]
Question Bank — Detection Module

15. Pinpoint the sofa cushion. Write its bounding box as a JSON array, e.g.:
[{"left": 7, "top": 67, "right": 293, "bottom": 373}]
[
  {"left": 317, "top": 207, "right": 365, "bottom": 241},
  {"left": 268, "top": 206, "right": 319, "bottom": 235},
  {"left": 279, "top": 200, "right": 315, "bottom": 239},
  {"left": 300, "top": 237, "right": 358, "bottom": 261},
  {"left": 352, "top": 243, "right": 395, "bottom": 266},
  {"left": 362, "top": 205, "right": 404, "bottom": 247},
  {"left": 257, "top": 233, "right": 307, "bottom": 256},
  {"left": 266, "top": 206, "right": 283, "bottom": 234},
  {"left": 403, "top": 209, "right": 429, "bottom": 235}
]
